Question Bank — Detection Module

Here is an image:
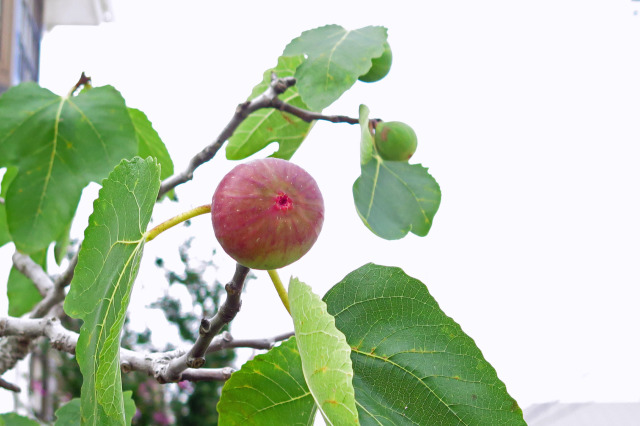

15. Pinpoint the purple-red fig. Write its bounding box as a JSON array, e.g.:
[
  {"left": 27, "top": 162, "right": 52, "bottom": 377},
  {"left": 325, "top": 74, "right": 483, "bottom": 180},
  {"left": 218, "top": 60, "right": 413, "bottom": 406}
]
[{"left": 212, "top": 158, "right": 324, "bottom": 270}]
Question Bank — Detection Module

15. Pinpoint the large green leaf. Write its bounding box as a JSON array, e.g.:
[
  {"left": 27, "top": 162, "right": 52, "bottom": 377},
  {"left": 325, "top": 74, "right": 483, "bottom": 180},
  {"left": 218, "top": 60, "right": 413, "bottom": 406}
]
[
  {"left": 0, "top": 167, "right": 16, "bottom": 247},
  {"left": 289, "top": 278, "right": 359, "bottom": 425},
  {"left": 226, "top": 55, "right": 315, "bottom": 160},
  {"left": 54, "top": 392, "right": 136, "bottom": 426},
  {"left": 283, "top": 25, "right": 388, "bottom": 111},
  {"left": 353, "top": 158, "right": 441, "bottom": 240},
  {"left": 0, "top": 83, "right": 138, "bottom": 254},
  {"left": 64, "top": 157, "right": 160, "bottom": 425},
  {"left": 7, "top": 249, "right": 46, "bottom": 316},
  {"left": 324, "top": 264, "right": 525, "bottom": 425},
  {"left": 217, "top": 337, "right": 316, "bottom": 425}
]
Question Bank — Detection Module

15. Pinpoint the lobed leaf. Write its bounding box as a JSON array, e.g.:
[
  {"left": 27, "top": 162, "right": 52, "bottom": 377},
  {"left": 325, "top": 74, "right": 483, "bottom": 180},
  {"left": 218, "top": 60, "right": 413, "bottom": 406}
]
[
  {"left": 284, "top": 25, "right": 388, "bottom": 111},
  {"left": 64, "top": 157, "right": 160, "bottom": 425},
  {"left": 0, "top": 83, "right": 139, "bottom": 254},
  {"left": 289, "top": 278, "right": 359, "bottom": 425},
  {"left": 226, "top": 55, "right": 315, "bottom": 161},
  {"left": 353, "top": 158, "right": 441, "bottom": 240},
  {"left": 217, "top": 337, "right": 316, "bottom": 425},
  {"left": 324, "top": 264, "right": 526, "bottom": 425}
]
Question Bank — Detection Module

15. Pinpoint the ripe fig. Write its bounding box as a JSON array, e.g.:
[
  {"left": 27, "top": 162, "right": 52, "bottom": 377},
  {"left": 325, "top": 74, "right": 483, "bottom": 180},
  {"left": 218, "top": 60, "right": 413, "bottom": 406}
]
[
  {"left": 212, "top": 158, "right": 324, "bottom": 270},
  {"left": 358, "top": 42, "right": 393, "bottom": 83},
  {"left": 374, "top": 121, "right": 418, "bottom": 161}
]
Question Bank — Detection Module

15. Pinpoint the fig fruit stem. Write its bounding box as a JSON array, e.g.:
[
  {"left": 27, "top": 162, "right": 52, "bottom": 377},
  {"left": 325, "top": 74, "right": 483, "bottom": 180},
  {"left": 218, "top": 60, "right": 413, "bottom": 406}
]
[
  {"left": 145, "top": 204, "right": 212, "bottom": 243},
  {"left": 267, "top": 269, "right": 291, "bottom": 315}
]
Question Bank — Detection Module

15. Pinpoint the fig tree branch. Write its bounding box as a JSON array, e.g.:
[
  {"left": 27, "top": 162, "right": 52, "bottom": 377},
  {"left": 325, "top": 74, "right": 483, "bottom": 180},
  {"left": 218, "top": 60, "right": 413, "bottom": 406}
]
[
  {"left": 12, "top": 252, "right": 52, "bottom": 297},
  {"left": 161, "top": 263, "right": 250, "bottom": 382},
  {"left": 11, "top": 251, "right": 76, "bottom": 319},
  {"left": 157, "top": 76, "right": 297, "bottom": 198},
  {"left": 0, "top": 315, "right": 293, "bottom": 385},
  {"left": 157, "top": 74, "right": 362, "bottom": 199}
]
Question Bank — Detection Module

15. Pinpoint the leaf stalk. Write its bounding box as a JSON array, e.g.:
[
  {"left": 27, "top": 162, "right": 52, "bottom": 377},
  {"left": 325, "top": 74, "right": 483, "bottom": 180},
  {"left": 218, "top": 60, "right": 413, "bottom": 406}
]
[
  {"left": 268, "top": 269, "right": 291, "bottom": 315},
  {"left": 145, "top": 204, "right": 211, "bottom": 242}
]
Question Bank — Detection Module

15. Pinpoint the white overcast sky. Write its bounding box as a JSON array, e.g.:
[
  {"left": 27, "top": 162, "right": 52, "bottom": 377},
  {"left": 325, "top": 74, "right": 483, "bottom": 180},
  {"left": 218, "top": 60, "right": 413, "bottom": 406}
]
[{"left": 2, "top": 0, "right": 640, "bottom": 412}]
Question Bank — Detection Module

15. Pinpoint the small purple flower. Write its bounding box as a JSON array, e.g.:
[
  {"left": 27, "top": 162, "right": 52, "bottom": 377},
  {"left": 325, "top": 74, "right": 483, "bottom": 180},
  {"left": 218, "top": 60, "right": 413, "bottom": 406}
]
[{"left": 152, "top": 411, "right": 171, "bottom": 425}]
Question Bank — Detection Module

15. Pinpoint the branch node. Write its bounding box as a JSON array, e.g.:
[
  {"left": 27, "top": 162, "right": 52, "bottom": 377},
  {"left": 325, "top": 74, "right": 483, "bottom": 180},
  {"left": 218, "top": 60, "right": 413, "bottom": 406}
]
[
  {"left": 273, "top": 77, "right": 296, "bottom": 94},
  {"left": 199, "top": 318, "right": 211, "bottom": 335},
  {"left": 121, "top": 361, "right": 132, "bottom": 374},
  {"left": 221, "top": 366, "right": 234, "bottom": 380},
  {"left": 186, "top": 357, "right": 205, "bottom": 369}
]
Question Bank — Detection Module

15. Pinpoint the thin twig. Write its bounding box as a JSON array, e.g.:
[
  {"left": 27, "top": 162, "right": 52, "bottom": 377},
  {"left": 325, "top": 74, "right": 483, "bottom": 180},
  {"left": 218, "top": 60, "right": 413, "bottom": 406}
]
[
  {"left": 206, "top": 330, "right": 294, "bottom": 354},
  {"left": 54, "top": 251, "right": 79, "bottom": 289},
  {"left": 180, "top": 367, "right": 235, "bottom": 382},
  {"left": 0, "top": 376, "right": 20, "bottom": 392},
  {"left": 271, "top": 98, "right": 359, "bottom": 124}
]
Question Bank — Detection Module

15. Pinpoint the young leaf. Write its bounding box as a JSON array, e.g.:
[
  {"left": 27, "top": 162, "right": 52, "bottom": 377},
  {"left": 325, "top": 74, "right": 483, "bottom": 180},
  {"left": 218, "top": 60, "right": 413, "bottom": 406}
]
[
  {"left": 0, "top": 83, "right": 138, "bottom": 254},
  {"left": 284, "top": 25, "right": 388, "bottom": 111},
  {"left": 358, "top": 105, "right": 374, "bottom": 165},
  {"left": 64, "top": 157, "right": 160, "bottom": 425},
  {"left": 55, "top": 392, "right": 136, "bottom": 426},
  {"left": 217, "top": 337, "right": 316, "bottom": 425},
  {"left": 324, "top": 264, "right": 526, "bottom": 425},
  {"left": 226, "top": 55, "right": 315, "bottom": 160},
  {"left": 7, "top": 249, "right": 46, "bottom": 316},
  {"left": 289, "top": 278, "right": 359, "bottom": 425},
  {"left": 352, "top": 158, "right": 441, "bottom": 240}
]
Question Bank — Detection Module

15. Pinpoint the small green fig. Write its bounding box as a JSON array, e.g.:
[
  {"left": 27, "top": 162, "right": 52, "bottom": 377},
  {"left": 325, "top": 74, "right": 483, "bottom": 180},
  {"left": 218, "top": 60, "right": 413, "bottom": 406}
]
[
  {"left": 374, "top": 121, "right": 418, "bottom": 161},
  {"left": 358, "top": 42, "right": 392, "bottom": 83},
  {"left": 212, "top": 158, "right": 324, "bottom": 270}
]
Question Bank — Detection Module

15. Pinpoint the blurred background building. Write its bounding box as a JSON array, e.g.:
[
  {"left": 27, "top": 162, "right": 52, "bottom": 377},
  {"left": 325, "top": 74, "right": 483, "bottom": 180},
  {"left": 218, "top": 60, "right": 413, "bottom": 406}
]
[
  {"left": 0, "top": 0, "right": 111, "bottom": 420},
  {"left": 0, "top": 0, "right": 111, "bottom": 93}
]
